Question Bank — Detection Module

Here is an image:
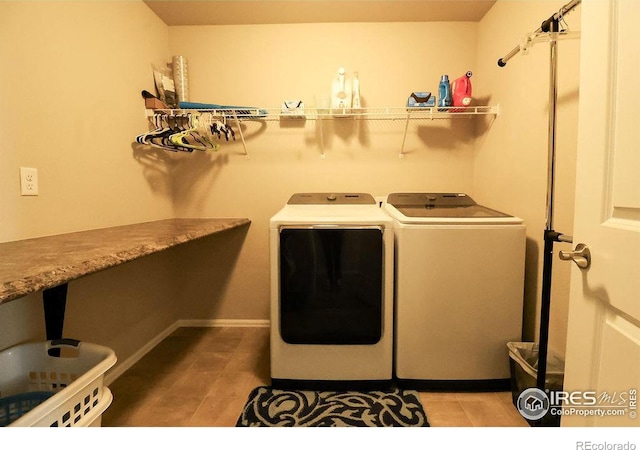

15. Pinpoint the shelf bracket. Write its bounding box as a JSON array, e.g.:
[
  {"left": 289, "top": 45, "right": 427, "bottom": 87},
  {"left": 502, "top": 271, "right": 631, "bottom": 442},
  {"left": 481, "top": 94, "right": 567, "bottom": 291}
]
[
  {"left": 399, "top": 111, "right": 411, "bottom": 158},
  {"left": 318, "top": 116, "right": 326, "bottom": 159},
  {"left": 231, "top": 112, "right": 249, "bottom": 159}
]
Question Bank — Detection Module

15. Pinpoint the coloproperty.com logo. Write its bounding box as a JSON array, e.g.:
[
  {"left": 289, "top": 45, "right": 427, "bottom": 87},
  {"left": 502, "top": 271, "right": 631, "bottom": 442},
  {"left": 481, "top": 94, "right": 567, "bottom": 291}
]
[{"left": 517, "top": 387, "right": 638, "bottom": 421}]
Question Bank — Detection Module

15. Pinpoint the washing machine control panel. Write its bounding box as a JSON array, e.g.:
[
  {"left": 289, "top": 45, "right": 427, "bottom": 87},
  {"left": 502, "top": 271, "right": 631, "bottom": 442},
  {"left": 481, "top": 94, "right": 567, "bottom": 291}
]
[
  {"left": 388, "top": 193, "right": 475, "bottom": 208},
  {"left": 387, "top": 193, "right": 512, "bottom": 218}
]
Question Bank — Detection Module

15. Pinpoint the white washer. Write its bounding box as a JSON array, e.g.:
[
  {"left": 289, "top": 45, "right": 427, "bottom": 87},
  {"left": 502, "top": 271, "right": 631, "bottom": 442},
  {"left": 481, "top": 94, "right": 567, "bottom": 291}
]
[
  {"left": 384, "top": 193, "right": 526, "bottom": 390},
  {"left": 270, "top": 193, "right": 394, "bottom": 389}
]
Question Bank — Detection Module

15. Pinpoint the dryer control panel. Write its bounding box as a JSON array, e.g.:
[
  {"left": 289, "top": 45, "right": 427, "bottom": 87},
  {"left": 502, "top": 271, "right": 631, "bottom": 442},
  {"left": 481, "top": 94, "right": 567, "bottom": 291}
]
[{"left": 288, "top": 193, "right": 376, "bottom": 205}]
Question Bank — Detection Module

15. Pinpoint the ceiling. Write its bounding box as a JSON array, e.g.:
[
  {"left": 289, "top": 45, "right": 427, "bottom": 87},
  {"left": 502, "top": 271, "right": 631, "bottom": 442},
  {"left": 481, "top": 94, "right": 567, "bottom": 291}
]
[{"left": 143, "top": 0, "right": 497, "bottom": 26}]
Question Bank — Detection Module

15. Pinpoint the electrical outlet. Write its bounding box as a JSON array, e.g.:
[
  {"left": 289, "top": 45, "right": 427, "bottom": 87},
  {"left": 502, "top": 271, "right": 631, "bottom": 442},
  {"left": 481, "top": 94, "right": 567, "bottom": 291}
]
[{"left": 20, "top": 167, "right": 38, "bottom": 196}]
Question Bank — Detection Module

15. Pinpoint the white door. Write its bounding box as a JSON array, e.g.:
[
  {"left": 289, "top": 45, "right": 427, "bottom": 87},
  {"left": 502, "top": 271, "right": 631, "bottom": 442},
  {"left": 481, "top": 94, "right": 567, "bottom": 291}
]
[{"left": 562, "top": 0, "right": 640, "bottom": 426}]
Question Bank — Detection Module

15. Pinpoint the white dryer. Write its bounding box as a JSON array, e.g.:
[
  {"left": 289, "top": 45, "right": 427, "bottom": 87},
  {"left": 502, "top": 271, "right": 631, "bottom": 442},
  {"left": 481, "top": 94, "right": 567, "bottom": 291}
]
[
  {"left": 270, "top": 193, "right": 394, "bottom": 389},
  {"left": 384, "top": 193, "right": 526, "bottom": 390}
]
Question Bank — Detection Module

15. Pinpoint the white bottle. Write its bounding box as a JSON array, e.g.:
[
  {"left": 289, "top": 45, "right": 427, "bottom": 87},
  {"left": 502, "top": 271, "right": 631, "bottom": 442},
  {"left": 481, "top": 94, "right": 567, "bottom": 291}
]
[
  {"left": 331, "top": 67, "right": 352, "bottom": 114},
  {"left": 352, "top": 72, "right": 361, "bottom": 109}
]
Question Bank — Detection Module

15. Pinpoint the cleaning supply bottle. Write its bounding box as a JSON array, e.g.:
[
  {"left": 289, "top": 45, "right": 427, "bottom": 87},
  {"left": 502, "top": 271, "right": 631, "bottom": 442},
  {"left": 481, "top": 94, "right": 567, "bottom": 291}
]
[
  {"left": 438, "top": 74, "right": 451, "bottom": 110},
  {"left": 452, "top": 71, "right": 473, "bottom": 108},
  {"left": 352, "top": 72, "right": 361, "bottom": 109},
  {"left": 331, "top": 67, "right": 352, "bottom": 113}
]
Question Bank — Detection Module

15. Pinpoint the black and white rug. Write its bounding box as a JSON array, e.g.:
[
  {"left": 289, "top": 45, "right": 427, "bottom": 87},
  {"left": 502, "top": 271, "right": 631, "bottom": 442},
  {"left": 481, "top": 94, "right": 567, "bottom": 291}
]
[{"left": 236, "top": 387, "right": 429, "bottom": 427}]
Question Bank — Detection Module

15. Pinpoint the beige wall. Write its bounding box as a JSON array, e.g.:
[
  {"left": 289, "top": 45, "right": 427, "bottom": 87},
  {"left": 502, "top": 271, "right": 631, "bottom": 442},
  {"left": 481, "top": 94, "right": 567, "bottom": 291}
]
[
  {"left": 167, "top": 8, "right": 580, "bottom": 359},
  {"left": 165, "top": 21, "right": 484, "bottom": 321},
  {"left": 1, "top": 1, "right": 579, "bottom": 368},
  {"left": 0, "top": 1, "right": 176, "bottom": 360},
  {"left": 476, "top": 0, "right": 580, "bottom": 357},
  {"left": 0, "top": 1, "right": 172, "bottom": 241}
]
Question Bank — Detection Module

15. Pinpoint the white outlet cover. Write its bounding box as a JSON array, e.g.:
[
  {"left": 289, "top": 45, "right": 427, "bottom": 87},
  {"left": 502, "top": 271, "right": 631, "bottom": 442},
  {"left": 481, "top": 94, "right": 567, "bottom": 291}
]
[{"left": 20, "top": 167, "right": 38, "bottom": 196}]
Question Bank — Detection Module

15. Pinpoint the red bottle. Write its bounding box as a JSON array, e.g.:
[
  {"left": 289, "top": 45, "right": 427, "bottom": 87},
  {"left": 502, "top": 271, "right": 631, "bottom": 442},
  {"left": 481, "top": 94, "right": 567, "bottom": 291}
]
[{"left": 452, "top": 71, "right": 473, "bottom": 108}]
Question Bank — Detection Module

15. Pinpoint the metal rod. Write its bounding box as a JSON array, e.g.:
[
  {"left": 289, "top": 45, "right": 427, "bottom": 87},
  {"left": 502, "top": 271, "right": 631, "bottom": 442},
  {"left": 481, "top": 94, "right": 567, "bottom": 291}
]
[
  {"left": 497, "top": 0, "right": 581, "bottom": 67},
  {"left": 496, "top": 2, "right": 582, "bottom": 427},
  {"left": 497, "top": 46, "right": 521, "bottom": 67},
  {"left": 537, "top": 230, "right": 555, "bottom": 393},
  {"left": 546, "top": 35, "right": 559, "bottom": 231},
  {"left": 536, "top": 16, "right": 560, "bottom": 399},
  {"left": 535, "top": 20, "right": 561, "bottom": 427},
  {"left": 557, "top": 234, "right": 573, "bottom": 243}
]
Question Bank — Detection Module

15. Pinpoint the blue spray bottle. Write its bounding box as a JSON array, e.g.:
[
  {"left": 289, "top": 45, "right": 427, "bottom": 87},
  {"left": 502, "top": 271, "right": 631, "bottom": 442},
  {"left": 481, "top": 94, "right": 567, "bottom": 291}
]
[{"left": 438, "top": 74, "right": 451, "bottom": 110}]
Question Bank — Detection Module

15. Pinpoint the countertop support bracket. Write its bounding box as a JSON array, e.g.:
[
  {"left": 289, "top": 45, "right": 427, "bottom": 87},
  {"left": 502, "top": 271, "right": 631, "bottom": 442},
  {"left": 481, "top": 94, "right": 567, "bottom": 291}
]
[{"left": 43, "top": 283, "right": 68, "bottom": 355}]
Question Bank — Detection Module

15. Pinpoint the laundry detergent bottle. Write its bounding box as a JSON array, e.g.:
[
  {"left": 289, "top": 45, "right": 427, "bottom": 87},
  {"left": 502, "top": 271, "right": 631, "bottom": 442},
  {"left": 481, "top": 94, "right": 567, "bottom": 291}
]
[
  {"left": 438, "top": 74, "right": 451, "bottom": 109},
  {"left": 352, "top": 71, "right": 361, "bottom": 109},
  {"left": 331, "top": 67, "right": 352, "bottom": 112},
  {"left": 452, "top": 71, "right": 473, "bottom": 107}
]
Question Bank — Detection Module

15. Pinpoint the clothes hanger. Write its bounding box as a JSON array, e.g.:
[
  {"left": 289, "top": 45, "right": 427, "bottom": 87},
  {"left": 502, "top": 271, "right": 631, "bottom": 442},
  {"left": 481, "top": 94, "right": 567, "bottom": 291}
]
[
  {"left": 168, "top": 112, "right": 219, "bottom": 152},
  {"left": 145, "top": 113, "right": 193, "bottom": 152},
  {"left": 135, "top": 113, "right": 168, "bottom": 145},
  {"left": 137, "top": 110, "right": 234, "bottom": 153}
]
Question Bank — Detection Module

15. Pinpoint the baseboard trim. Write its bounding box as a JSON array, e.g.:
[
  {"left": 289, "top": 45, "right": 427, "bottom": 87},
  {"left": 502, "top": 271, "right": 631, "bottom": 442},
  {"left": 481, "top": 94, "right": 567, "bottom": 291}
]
[
  {"left": 176, "top": 319, "right": 270, "bottom": 328},
  {"left": 104, "top": 319, "right": 270, "bottom": 386},
  {"left": 104, "top": 322, "right": 180, "bottom": 386}
]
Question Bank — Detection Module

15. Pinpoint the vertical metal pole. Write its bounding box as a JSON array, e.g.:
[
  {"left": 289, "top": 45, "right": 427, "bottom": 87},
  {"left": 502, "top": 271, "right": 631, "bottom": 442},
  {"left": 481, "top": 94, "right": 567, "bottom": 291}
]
[
  {"left": 494, "top": 0, "right": 581, "bottom": 426},
  {"left": 536, "top": 27, "right": 559, "bottom": 401},
  {"left": 545, "top": 37, "right": 559, "bottom": 231}
]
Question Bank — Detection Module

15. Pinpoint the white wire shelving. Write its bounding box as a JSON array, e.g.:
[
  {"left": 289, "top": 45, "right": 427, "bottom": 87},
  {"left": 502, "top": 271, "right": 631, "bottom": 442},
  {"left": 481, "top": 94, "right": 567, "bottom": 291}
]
[{"left": 144, "top": 105, "right": 500, "bottom": 158}]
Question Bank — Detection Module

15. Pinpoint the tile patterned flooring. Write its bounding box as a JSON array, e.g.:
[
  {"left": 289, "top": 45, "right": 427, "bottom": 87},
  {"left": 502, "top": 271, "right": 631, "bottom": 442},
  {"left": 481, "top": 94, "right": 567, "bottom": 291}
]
[{"left": 102, "top": 327, "right": 529, "bottom": 427}]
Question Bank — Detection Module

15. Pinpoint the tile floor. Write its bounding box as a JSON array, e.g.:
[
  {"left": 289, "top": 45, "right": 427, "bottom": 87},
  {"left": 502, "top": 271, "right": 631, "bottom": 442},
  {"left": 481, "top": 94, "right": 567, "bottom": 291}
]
[{"left": 102, "top": 326, "right": 529, "bottom": 427}]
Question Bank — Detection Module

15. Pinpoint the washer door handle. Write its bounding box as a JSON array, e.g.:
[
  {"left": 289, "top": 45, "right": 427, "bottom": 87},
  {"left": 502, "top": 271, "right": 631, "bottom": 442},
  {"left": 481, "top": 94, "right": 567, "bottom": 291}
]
[{"left": 559, "top": 243, "right": 591, "bottom": 269}]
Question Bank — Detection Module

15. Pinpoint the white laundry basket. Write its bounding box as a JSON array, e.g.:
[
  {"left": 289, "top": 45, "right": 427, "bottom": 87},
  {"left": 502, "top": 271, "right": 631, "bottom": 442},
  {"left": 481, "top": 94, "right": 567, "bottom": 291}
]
[{"left": 0, "top": 339, "right": 116, "bottom": 427}]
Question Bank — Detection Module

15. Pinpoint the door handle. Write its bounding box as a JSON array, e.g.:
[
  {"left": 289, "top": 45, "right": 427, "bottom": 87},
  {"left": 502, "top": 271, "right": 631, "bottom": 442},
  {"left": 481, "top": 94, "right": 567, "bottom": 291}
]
[{"left": 559, "top": 243, "right": 591, "bottom": 269}]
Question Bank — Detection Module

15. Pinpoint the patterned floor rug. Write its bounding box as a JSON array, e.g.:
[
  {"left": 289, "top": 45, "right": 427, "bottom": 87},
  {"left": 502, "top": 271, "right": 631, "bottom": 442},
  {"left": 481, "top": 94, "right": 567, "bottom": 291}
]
[{"left": 236, "top": 387, "right": 430, "bottom": 427}]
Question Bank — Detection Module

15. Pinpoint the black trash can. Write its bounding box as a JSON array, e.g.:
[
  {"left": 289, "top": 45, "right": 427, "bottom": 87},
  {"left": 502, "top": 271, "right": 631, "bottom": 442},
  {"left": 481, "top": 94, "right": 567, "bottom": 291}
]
[{"left": 508, "top": 342, "right": 565, "bottom": 427}]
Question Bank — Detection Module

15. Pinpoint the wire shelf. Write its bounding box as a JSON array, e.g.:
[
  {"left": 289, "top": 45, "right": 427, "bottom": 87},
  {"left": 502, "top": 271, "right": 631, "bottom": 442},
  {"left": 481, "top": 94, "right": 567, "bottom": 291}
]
[
  {"left": 142, "top": 105, "right": 500, "bottom": 158},
  {"left": 147, "top": 105, "right": 499, "bottom": 121}
]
